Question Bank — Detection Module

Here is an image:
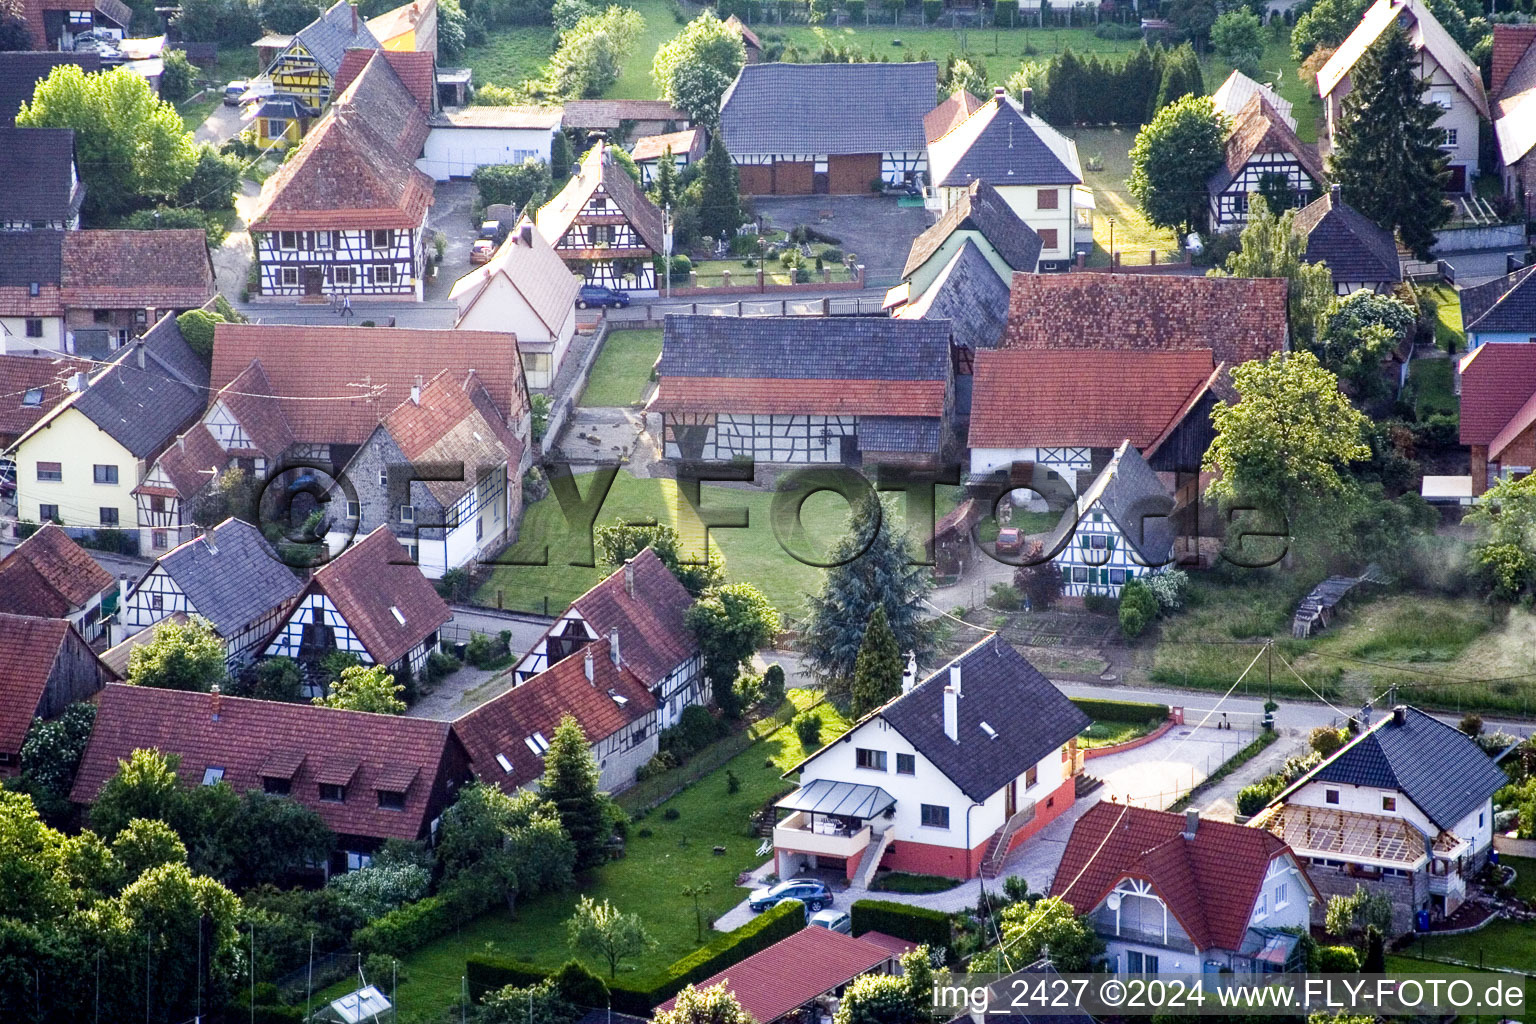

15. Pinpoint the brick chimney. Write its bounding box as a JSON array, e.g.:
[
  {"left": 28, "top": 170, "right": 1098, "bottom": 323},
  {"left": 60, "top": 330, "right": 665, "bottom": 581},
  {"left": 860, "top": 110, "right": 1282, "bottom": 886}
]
[
  {"left": 210, "top": 684, "right": 222, "bottom": 721},
  {"left": 1019, "top": 87, "right": 1033, "bottom": 117}
]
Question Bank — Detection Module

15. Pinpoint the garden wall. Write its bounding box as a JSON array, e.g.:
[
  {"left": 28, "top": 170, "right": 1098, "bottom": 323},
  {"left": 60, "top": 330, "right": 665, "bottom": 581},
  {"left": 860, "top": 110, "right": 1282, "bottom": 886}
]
[
  {"left": 1082, "top": 718, "right": 1175, "bottom": 760},
  {"left": 1432, "top": 224, "right": 1524, "bottom": 254},
  {"left": 671, "top": 265, "right": 865, "bottom": 296}
]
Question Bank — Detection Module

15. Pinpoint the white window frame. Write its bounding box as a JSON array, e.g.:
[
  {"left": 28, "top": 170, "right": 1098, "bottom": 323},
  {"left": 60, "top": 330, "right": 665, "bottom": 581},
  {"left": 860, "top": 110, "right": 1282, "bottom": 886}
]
[{"left": 280, "top": 267, "right": 299, "bottom": 286}]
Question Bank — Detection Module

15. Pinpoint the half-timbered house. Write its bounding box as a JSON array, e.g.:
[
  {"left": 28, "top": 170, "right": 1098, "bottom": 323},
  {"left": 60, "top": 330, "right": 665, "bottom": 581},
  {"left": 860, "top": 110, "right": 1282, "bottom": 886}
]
[
  {"left": 649, "top": 315, "right": 954, "bottom": 467},
  {"left": 0, "top": 523, "right": 115, "bottom": 641},
  {"left": 1292, "top": 185, "right": 1402, "bottom": 295},
  {"left": 536, "top": 141, "right": 665, "bottom": 292},
  {"left": 510, "top": 548, "right": 703, "bottom": 729},
  {"left": 248, "top": 51, "right": 433, "bottom": 300},
  {"left": 263, "top": 526, "right": 451, "bottom": 690},
  {"left": 718, "top": 62, "right": 934, "bottom": 194},
  {"left": 60, "top": 230, "right": 217, "bottom": 354},
  {"left": 0, "top": 613, "right": 113, "bottom": 774},
  {"left": 1208, "top": 93, "right": 1326, "bottom": 229},
  {"left": 1046, "top": 441, "right": 1176, "bottom": 599},
  {"left": 900, "top": 179, "right": 1042, "bottom": 301},
  {"left": 259, "top": 0, "right": 381, "bottom": 135},
  {"left": 328, "top": 369, "right": 526, "bottom": 578},
  {"left": 118, "top": 518, "right": 305, "bottom": 667},
  {"left": 0, "top": 127, "right": 83, "bottom": 230}
]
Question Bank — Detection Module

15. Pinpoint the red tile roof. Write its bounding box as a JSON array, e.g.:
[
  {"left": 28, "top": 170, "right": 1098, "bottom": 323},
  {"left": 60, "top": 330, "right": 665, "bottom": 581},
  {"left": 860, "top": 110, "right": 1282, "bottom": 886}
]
[
  {"left": 70, "top": 683, "right": 462, "bottom": 841},
  {"left": 649, "top": 377, "right": 946, "bottom": 416},
  {"left": 0, "top": 352, "right": 92, "bottom": 447},
  {"left": 1000, "top": 274, "right": 1288, "bottom": 394},
  {"left": 374, "top": 369, "right": 524, "bottom": 508},
  {"left": 148, "top": 422, "right": 227, "bottom": 498},
  {"left": 925, "top": 88, "right": 983, "bottom": 143},
  {"left": 451, "top": 636, "right": 657, "bottom": 790},
  {"left": 968, "top": 349, "right": 1218, "bottom": 450},
  {"left": 60, "top": 230, "right": 216, "bottom": 309},
  {"left": 309, "top": 527, "right": 452, "bottom": 667},
  {"left": 334, "top": 47, "right": 435, "bottom": 114},
  {"left": 631, "top": 128, "right": 702, "bottom": 163},
  {"left": 0, "top": 613, "right": 71, "bottom": 756},
  {"left": 564, "top": 547, "right": 696, "bottom": 688},
  {"left": 0, "top": 523, "right": 113, "bottom": 615},
  {"left": 1494, "top": 24, "right": 1536, "bottom": 97},
  {"left": 331, "top": 49, "right": 432, "bottom": 155},
  {"left": 210, "top": 324, "right": 525, "bottom": 446},
  {"left": 561, "top": 99, "right": 688, "bottom": 129},
  {"left": 0, "top": 284, "right": 63, "bottom": 317},
  {"left": 1459, "top": 343, "right": 1536, "bottom": 446},
  {"left": 655, "top": 928, "right": 894, "bottom": 1022},
  {"left": 214, "top": 360, "right": 297, "bottom": 458},
  {"left": 1050, "top": 803, "right": 1298, "bottom": 951}
]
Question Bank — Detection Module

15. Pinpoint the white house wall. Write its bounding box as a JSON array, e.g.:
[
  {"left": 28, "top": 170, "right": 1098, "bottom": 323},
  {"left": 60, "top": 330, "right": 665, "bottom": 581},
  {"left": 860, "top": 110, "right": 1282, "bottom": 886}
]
[
  {"left": 969, "top": 446, "right": 1090, "bottom": 489},
  {"left": 417, "top": 126, "right": 556, "bottom": 181},
  {"left": 255, "top": 225, "right": 427, "bottom": 299},
  {"left": 939, "top": 183, "right": 1074, "bottom": 267},
  {"left": 1052, "top": 501, "right": 1169, "bottom": 597},
  {"left": 1, "top": 316, "right": 66, "bottom": 353}
]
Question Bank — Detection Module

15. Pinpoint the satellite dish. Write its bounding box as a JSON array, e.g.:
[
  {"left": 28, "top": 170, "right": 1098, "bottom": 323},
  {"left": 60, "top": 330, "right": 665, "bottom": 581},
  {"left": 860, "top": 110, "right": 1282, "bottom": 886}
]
[{"left": 1106, "top": 891, "right": 1122, "bottom": 911}]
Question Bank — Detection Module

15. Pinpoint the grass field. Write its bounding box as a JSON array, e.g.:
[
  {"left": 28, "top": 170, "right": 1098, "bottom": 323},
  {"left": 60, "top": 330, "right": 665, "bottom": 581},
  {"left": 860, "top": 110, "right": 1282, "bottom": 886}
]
[
  {"left": 1504, "top": 855, "right": 1536, "bottom": 903},
  {"left": 349, "top": 690, "right": 849, "bottom": 1021},
  {"left": 1403, "top": 919, "right": 1536, "bottom": 974},
  {"left": 1421, "top": 284, "right": 1467, "bottom": 352},
  {"left": 1410, "top": 357, "right": 1457, "bottom": 419},
  {"left": 579, "top": 329, "right": 662, "bottom": 407},
  {"left": 1078, "top": 718, "right": 1159, "bottom": 748},
  {"left": 178, "top": 93, "right": 222, "bottom": 133}
]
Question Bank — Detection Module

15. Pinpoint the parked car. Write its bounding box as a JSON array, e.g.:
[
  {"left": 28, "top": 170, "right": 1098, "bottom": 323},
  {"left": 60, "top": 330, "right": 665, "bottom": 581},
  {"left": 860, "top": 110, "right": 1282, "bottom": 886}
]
[
  {"left": 223, "top": 80, "right": 248, "bottom": 105},
  {"left": 808, "top": 908, "right": 851, "bottom": 934},
  {"left": 577, "top": 284, "right": 630, "bottom": 309},
  {"left": 0, "top": 459, "right": 15, "bottom": 500},
  {"left": 748, "top": 878, "right": 832, "bottom": 913},
  {"left": 470, "top": 238, "right": 496, "bottom": 265},
  {"left": 995, "top": 526, "right": 1024, "bottom": 556}
]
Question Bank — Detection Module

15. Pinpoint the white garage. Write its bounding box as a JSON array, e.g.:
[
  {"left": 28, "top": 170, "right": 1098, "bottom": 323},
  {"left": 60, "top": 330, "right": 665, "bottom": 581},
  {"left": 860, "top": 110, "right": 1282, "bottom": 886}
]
[{"left": 417, "top": 106, "right": 563, "bottom": 181}]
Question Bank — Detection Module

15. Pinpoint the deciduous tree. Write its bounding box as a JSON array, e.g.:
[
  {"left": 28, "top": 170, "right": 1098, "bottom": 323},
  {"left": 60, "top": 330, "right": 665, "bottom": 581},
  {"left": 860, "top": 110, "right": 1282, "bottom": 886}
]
[
  {"left": 18, "top": 701, "right": 96, "bottom": 821},
  {"left": 1211, "top": 9, "right": 1264, "bottom": 77},
  {"left": 685, "top": 583, "right": 780, "bottom": 716},
  {"left": 990, "top": 896, "right": 1103, "bottom": 971},
  {"left": 1128, "top": 94, "right": 1225, "bottom": 235},
  {"left": 652, "top": 11, "right": 744, "bottom": 128},
  {"left": 566, "top": 895, "right": 655, "bottom": 978},
  {"left": 127, "top": 616, "right": 226, "bottom": 692},
  {"left": 526, "top": 6, "right": 644, "bottom": 101},
  {"left": 436, "top": 783, "right": 575, "bottom": 913},
  {"left": 312, "top": 663, "right": 406, "bottom": 714},
  {"left": 90, "top": 749, "right": 190, "bottom": 841},
  {"left": 1207, "top": 195, "right": 1336, "bottom": 348},
  {"left": 654, "top": 982, "right": 756, "bottom": 1024},
  {"left": 595, "top": 521, "right": 725, "bottom": 596}
]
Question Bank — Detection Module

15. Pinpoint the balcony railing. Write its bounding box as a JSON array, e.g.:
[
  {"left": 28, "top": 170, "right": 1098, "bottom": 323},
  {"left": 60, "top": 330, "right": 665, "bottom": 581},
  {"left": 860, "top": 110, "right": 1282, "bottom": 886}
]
[{"left": 773, "top": 811, "right": 873, "bottom": 860}]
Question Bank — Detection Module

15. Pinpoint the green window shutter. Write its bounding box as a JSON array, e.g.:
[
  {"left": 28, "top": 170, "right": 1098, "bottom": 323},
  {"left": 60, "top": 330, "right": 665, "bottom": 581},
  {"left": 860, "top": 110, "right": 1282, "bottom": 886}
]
[
  {"left": 1080, "top": 535, "right": 1090, "bottom": 549},
  {"left": 1088, "top": 568, "right": 1099, "bottom": 585},
  {"left": 1107, "top": 535, "right": 1117, "bottom": 551}
]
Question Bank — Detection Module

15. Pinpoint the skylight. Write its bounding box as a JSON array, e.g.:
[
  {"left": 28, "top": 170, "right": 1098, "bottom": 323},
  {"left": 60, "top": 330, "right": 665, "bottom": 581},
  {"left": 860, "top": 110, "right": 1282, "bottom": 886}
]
[
  {"left": 390, "top": 606, "right": 406, "bottom": 625},
  {"left": 608, "top": 689, "right": 628, "bottom": 706},
  {"left": 201, "top": 766, "right": 225, "bottom": 785},
  {"left": 524, "top": 732, "right": 550, "bottom": 756},
  {"left": 21, "top": 388, "right": 43, "bottom": 407},
  {"left": 495, "top": 753, "right": 513, "bottom": 773}
]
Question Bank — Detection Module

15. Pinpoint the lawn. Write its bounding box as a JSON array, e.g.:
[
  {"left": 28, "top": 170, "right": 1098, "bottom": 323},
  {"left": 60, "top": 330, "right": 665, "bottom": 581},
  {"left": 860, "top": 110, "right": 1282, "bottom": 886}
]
[
  {"left": 178, "top": 92, "right": 222, "bottom": 133},
  {"left": 358, "top": 690, "right": 850, "bottom": 1021},
  {"left": 1421, "top": 283, "right": 1467, "bottom": 352},
  {"left": 1077, "top": 718, "right": 1159, "bottom": 749},
  {"left": 1410, "top": 357, "right": 1457, "bottom": 419},
  {"left": 1069, "top": 125, "right": 1180, "bottom": 266},
  {"left": 1502, "top": 855, "right": 1536, "bottom": 904},
  {"left": 579, "top": 329, "right": 662, "bottom": 407},
  {"left": 477, "top": 469, "right": 958, "bottom": 621},
  {"left": 1402, "top": 919, "right": 1536, "bottom": 975}
]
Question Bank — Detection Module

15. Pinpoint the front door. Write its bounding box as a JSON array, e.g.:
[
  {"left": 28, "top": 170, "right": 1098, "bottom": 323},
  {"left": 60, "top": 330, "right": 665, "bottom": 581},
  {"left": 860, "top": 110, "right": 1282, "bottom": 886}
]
[
  {"left": 302, "top": 267, "right": 323, "bottom": 295},
  {"left": 1005, "top": 779, "right": 1018, "bottom": 819},
  {"left": 1445, "top": 165, "right": 1467, "bottom": 193}
]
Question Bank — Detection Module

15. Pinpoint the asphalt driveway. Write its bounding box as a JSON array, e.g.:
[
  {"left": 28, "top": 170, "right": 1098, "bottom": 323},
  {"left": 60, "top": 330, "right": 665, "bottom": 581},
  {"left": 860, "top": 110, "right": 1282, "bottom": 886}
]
[
  {"left": 751, "top": 195, "right": 932, "bottom": 287},
  {"left": 425, "top": 179, "right": 479, "bottom": 301}
]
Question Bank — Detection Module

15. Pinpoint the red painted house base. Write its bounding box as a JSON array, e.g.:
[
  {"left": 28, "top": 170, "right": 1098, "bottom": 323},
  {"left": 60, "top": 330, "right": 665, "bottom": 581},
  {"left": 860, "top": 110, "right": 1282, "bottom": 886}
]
[{"left": 875, "top": 776, "right": 1080, "bottom": 880}]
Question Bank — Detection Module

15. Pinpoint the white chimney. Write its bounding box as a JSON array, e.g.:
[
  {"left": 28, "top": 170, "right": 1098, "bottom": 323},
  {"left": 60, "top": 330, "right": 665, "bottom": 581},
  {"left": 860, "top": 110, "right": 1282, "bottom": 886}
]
[
  {"left": 583, "top": 648, "right": 595, "bottom": 683},
  {"left": 609, "top": 626, "right": 620, "bottom": 667},
  {"left": 410, "top": 375, "right": 422, "bottom": 404},
  {"left": 135, "top": 342, "right": 145, "bottom": 369},
  {"left": 943, "top": 685, "right": 959, "bottom": 742},
  {"left": 949, "top": 662, "right": 961, "bottom": 696},
  {"left": 900, "top": 651, "right": 917, "bottom": 694}
]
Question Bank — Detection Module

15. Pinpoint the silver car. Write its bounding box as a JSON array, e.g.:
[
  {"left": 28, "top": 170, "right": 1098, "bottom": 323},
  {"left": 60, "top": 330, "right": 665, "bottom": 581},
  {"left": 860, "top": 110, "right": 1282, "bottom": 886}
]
[{"left": 808, "top": 908, "right": 851, "bottom": 934}]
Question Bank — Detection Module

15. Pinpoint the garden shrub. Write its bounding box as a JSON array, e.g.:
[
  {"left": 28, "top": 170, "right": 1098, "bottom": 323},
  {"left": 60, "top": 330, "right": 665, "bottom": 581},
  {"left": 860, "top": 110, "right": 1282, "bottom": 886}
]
[
  {"left": 1310, "top": 727, "right": 1347, "bottom": 757},
  {"left": 1279, "top": 751, "right": 1322, "bottom": 783},
  {"left": 1069, "top": 698, "right": 1168, "bottom": 724},
  {"left": 794, "top": 711, "right": 822, "bottom": 747},
  {"left": 850, "top": 900, "right": 951, "bottom": 950},
  {"left": 659, "top": 704, "right": 728, "bottom": 762},
  {"left": 551, "top": 959, "right": 608, "bottom": 1005},
  {"left": 327, "top": 862, "right": 431, "bottom": 921},
  {"left": 352, "top": 893, "right": 455, "bottom": 957},
  {"left": 1082, "top": 592, "right": 1116, "bottom": 614},
  {"left": 464, "top": 631, "right": 510, "bottom": 668},
  {"left": 1316, "top": 945, "right": 1360, "bottom": 972},
  {"left": 761, "top": 663, "right": 786, "bottom": 707},
  {"left": 1118, "top": 579, "right": 1159, "bottom": 638},
  {"left": 1236, "top": 775, "right": 1286, "bottom": 816}
]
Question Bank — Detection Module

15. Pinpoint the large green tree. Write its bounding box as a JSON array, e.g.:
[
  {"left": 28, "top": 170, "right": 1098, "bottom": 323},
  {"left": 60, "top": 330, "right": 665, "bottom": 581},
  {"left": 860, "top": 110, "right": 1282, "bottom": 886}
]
[
  {"left": 17, "top": 65, "right": 197, "bottom": 217},
  {"left": 126, "top": 616, "right": 226, "bottom": 692},
  {"left": 1128, "top": 94, "right": 1226, "bottom": 235},
  {"left": 1207, "top": 195, "right": 1336, "bottom": 348},
  {"left": 978, "top": 896, "right": 1103, "bottom": 972},
  {"left": 801, "top": 493, "right": 930, "bottom": 695},
  {"left": 1315, "top": 290, "right": 1416, "bottom": 396},
  {"left": 540, "top": 715, "right": 611, "bottom": 872},
  {"left": 684, "top": 582, "right": 781, "bottom": 716},
  {"left": 849, "top": 605, "right": 903, "bottom": 718},
  {"left": 312, "top": 664, "right": 406, "bottom": 714},
  {"left": 525, "top": 6, "right": 645, "bottom": 102},
  {"left": 1154, "top": 43, "right": 1204, "bottom": 111},
  {"left": 594, "top": 522, "right": 725, "bottom": 596},
  {"left": 17, "top": 701, "right": 96, "bottom": 822},
  {"left": 435, "top": 783, "right": 575, "bottom": 913},
  {"left": 653, "top": 982, "right": 756, "bottom": 1024},
  {"left": 652, "top": 11, "right": 745, "bottom": 128},
  {"left": 696, "top": 132, "right": 743, "bottom": 241},
  {"left": 90, "top": 749, "right": 191, "bottom": 841},
  {"left": 1329, "top": 23, "right": 1450, "bottom": 260},
  {"left": 1211, "top": 9, "right": 1264, "bottom": 78}
]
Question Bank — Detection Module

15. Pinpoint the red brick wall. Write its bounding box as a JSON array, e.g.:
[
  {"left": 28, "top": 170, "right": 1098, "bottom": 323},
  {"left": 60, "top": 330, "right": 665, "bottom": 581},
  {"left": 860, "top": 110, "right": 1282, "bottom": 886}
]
[
  {"left": 1002, "top": 775, "right": 1076, "bottom": 857},
  {"left": 882, "top": 833, "right": 991, "bottom": 879}
]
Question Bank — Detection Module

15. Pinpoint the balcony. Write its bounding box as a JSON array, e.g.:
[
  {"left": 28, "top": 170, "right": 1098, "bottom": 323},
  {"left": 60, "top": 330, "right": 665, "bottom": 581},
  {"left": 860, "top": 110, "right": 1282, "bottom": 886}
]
[{"left": 774, "top": 811, "right": 873, "bottom": 860}]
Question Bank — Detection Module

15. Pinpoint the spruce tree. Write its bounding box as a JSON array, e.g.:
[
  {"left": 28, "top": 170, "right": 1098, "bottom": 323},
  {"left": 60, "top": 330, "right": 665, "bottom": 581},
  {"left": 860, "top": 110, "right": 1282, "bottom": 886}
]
[
  {"left": 540, "top": 715, "right": 610, "bottom": 872},
  {"left": 1154, "top": 44, "right": 1202, "bottom": 110},
  {"left": 1329, "top": 22, "right": 1450, "bottom": 260},
  {"left": 801, "top": 493, "right": 931, "bottom": 696},
  {"left": 650, "top": 146, "right": 680, "bottom": 212},
  {"left": 697, "top": 133, "right": 742, "bottom": 240},
  {"left": 1119, "top": 43, "right": 1162, "bottom": 125},
  {"left": 850, "top": 606, "right": 904, "bottom": 718}
]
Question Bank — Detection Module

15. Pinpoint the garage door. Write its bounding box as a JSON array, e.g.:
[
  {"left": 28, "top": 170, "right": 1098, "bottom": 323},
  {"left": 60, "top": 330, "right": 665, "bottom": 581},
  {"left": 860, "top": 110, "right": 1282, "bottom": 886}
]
[
  {"left": 828, "top": 153, "right": 882, "bottom": 194},
  {"left": 738, "top": 164, "right": 772, "bottom": 195},
  {"left": 773, "top": 160, "right": 814, "bottom": 194}
]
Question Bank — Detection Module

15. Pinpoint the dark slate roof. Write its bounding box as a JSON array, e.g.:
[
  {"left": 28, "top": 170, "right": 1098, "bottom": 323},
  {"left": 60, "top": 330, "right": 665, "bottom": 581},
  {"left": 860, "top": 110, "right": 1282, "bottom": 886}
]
[
  {"left": 1459, "top": 264, "right": 1536, "bottom": 334},
  {"left": 1045, "top": 441, "right": 1176, "bottom": 563},
  {"left": 70, "top": 312, "right": 210, "bottom": 458},
  {"left": 0, "top": 52, "right": 101, "bottom": 126},
  {"left": 292, "top": 0, "right": 381, "bottom": 78},
  {"left": 859, "top": 416, "right": 941, "bottom": 453},
  {"left": 926, "top": 94, "right": 1081, "bottom": 188},
  {"left": 658, "top": 315, "right": 951, "bottom": 381},
  {"left": 865, "top": 635, "right": 1091, "bottom": 803},
  {"left": 718, "top": 62, "right": 937, "bottom": 156},
  {"left": 0, "top": 127, "right": 79, "bottom": 224},
  {"left": 1295, "top": 706, "right": 1508, "bottom": 831},
  {"left": 896, "top": 239, "right": 1011, "bottom": 353},
  {"left": 0, "top": 229, "right": 63, "bottom": 287},
  {"left": 1292, "top": 188, "right": 1401, "bottom": 285},
  {"left": 903, "top": 180, "right": 1041, "bottom": 279},
  {"left": 148, "top": 518, "right": 305, "bottom": 638}
]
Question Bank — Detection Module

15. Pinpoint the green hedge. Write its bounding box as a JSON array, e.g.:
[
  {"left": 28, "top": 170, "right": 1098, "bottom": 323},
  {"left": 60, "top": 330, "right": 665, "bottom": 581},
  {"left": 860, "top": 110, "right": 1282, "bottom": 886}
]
[
  {"left": 844, "top": 0, "right": 864, "bottom": 17},
  {"left": 922, "top": 0, "right": 941, "bottom": 21},
  {"left": 1069, "top": 697, "right": 1168, "bottom": 724},
  {"left": 468, "top": 899, "right": 806, "bottom": 1015},
  {"left": 354, "top": 884, "right": 492, "bottom": 958},
  {"left": 994, "top": 0, "right": 1018, "bottom": 24},
  {"left": 850, "top": 899, "right": 951, "bottom": 950}
]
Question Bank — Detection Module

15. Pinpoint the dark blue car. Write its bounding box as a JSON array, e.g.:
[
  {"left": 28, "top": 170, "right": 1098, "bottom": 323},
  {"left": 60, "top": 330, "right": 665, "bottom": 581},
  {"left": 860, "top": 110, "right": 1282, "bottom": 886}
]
[
  {"left": 748, "top": 877, "right": 833, "bottom": 913},
  {"left": 577, "top": 284, "right": 630, "bottom": 309}
]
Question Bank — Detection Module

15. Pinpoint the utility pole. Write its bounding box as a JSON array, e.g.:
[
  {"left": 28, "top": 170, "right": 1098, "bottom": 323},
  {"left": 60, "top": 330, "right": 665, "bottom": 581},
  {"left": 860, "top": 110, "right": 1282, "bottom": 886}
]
[{"left": 663, "top": 202, "right": 673, "bottom": 299}]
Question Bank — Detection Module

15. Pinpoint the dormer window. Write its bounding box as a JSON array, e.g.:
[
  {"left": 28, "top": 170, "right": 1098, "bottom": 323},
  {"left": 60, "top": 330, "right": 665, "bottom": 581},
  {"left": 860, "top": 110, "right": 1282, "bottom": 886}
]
[
  {"left": 263, "top": 776, "right": 291, "bottom": 795},
  {"left": 319, "top": 783, "right": 346, "bottom": 802},
  {"left": 377, "top": 789, "right": 406, "bottom": 810}
]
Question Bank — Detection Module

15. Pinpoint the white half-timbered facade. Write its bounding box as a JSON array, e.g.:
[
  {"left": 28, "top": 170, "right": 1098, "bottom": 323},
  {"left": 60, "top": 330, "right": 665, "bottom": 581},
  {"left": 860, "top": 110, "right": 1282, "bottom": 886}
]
[
  {"left": 1047, "top": 442, "right": 1176, "bottom": 599},
  {"left": 253, "top": 226, "right": 427, "bottom": 299},
  {"left": 536, "top": 143, "right": 666, "bottom": 294},
  {"left": 662, "top": 412, "right": 858, "bottom": 464},
  {"left": 1207, "top": 94, "right": 1326, "bottom": 230}
]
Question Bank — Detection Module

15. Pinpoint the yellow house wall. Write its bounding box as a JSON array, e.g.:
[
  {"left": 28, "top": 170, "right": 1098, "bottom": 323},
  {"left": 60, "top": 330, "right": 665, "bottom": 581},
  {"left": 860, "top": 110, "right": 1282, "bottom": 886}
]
[
  {"left": 269, "top": 42, "right": 330, "bottom": 108},
  {"left": 257, "top": 117, "right": 301, "bottom": 145},
  {"left": 15, "top": 407, "right": 141, "bottom": 529}
]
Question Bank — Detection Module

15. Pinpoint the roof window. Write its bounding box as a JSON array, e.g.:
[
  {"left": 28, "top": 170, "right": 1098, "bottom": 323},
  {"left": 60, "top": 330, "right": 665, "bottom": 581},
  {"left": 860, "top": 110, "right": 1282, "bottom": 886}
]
[
  {"left": 201, "top": 766, "right": 225, "bottom": 785},
  {"left": 495, "top": 753, "right": 513, "bottom": 772},
  {"left": 390, "top": 606, "right": 406, "bottom": 625},
  {"left": 524, "top": 731, "right": 550, "bottom": 756}
]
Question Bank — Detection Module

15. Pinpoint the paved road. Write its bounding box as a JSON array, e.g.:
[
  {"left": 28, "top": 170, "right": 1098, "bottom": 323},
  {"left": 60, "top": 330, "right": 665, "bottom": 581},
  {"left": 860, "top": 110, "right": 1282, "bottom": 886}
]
[{"left": 193, "top": 101, "right": 244, "bottom": 145}]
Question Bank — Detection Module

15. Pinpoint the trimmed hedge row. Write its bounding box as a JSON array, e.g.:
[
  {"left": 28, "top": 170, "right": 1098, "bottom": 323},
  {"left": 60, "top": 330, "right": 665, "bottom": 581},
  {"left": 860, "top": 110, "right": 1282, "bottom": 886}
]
[
  {"left": 354, "top": 883, "right": 493, "bottom": 958},
  {"left": 467, "top": 898, "right": 806, "bottom": 1015},
  {"left": 1069, "top": 697, "right": 1168, "bottom": 724},
  {"left": 850, "top": 899, "right": 951, "bottom": 950}
]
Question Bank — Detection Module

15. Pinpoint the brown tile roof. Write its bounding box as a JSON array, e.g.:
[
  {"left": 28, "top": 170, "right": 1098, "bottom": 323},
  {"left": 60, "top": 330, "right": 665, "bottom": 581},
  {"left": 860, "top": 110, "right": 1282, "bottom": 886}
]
[
  {"left": 969, "top": 349, "right": 1218, "bottom": 450},
  {"left": 723, "top": 13, "right": 761, "bottom": 51},
  {"left": 1000, "top": 274, "right": 1288, "bottom": 397},
  {"left": 0, "top": 230, "right": 64, "bottom": 315},
  {"left": 60, "top": 230, "right": 216, "bottom": 309},
  {"left": 210, "top": 324, "right": 525, "bottom": 446},
  {"left": 213, "top": 359, "right": 297, "bottom": 458},
  {"left": 924, "top": 88, "right": 984, "bottom": 143},
  {"left": 449, "top": 219, "right": 579, "bottom": 337},
  {"left": 1211, "top": 94, "right": 1326, "bottom": 194},
  {"left": 1458, "top": 342, "right": 1536, "bottom": 447},
  {"left": 536, "top": 143, "right": 667, "bottom": 253},
  {"left": 334, "top": 47, "right": 434, "bottom": 114},
  {"left": 373, "top": 369, "right": 524, "bottom": 507},
  {"left": 0, "top": 284, "right": 63, "bottom": 317},
  {"left": 655, "top": 928, "right": 894, "bottom": 1022},
  {"left": 1493, "top": 24, "right": 1536, "bottom": 96},
  {"left": 148, "top": 422, "right": 227, "bottom": 498},
  {"left": 0, "top": 613, "right": 71, "bottom": 756},
  {"left": 561, "top": 99, "right": 688, "bottom": 129},
  {"left": 630, "top": 128, "right": 702, "bottom": 163},
  {"left": 1051, "top": 803, "right": 1301, "bottom": 952},
  {"left": 451, "top": 635, "right": 657, "bottom": 790},
  {"left": 567, "top": 547, "right": 697, "bottom": 688},
  {"left": 649, "top": 377, "right": 946, "bottom": 416},
  {"left": 0, "top": 523, "right": 113, "bottom": 615},
  {"left": 309, "top": 527, "right": 452, "bottom": 666},
  {"left": 70, "top": 682, "right": 461, "bottom": 840},
  {"left": 0, "top": 352, "right": 92, "bottom": 447},
  {"left": 333, "top": 49, "right": 433, "bottom": 149}
]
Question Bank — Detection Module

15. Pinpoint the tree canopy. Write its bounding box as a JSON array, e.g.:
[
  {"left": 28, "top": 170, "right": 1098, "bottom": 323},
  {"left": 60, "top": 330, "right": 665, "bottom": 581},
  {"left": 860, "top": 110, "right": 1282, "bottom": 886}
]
[
  {"left": 653, "top": 981, "right": 757, "bottom": 1024},
  {"left": 850, "top": 605, "right": 903, "bottom": 718},
  {"left": 524, "top": 6, "right": 644, "bottom": 102},
  {"left": 436, "top": 783, "right": 575, "bottom": 913},
  {"left": 312, "top": 664, "right": 407, "bottom": 714},
  {"left": 566, "top": 895, "right": 655, "bottom": 978},
  {"left": 652, "top": 11, "right": 745, "bottom": 128},
  {"left": 1207, "top": 195, "right": 1336, "bottom": 349},
  {"left": 684, "top": 582, "right": 781, "bottom": 716},
  {"left": 1211, "top": 10, "right": 1264, "bottom": 78},
  {"left": 594, "top": 521, "right": 725, "bottom": 596},
  {"left": 540, "top": 715, "right": 613, "bottom": 872},
  {"left": 1128, "top": 94, "right": 1226, "bottom": 235},
  {"left": 126, "top": 616, "right": 226, "bottom": 692}
]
